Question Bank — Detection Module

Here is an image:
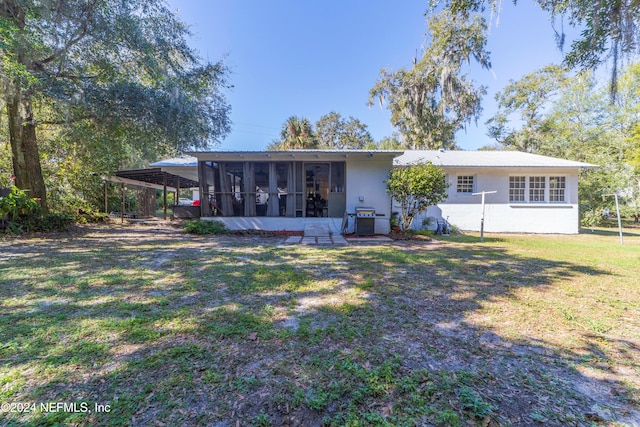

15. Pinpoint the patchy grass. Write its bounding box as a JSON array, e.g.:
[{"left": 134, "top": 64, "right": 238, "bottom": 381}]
[{"left": 0, "top": 224, "right": 639, "bottom": 426}]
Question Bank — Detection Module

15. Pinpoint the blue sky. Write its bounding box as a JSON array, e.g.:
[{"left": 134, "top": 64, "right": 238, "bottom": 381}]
[{"left": 167, "top": 0, "right": 570, "bottom": 151}]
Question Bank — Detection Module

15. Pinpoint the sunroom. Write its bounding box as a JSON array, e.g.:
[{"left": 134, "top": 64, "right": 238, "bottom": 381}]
[{"left": 186, "top": 150, "right": 400, "bottom": 233}]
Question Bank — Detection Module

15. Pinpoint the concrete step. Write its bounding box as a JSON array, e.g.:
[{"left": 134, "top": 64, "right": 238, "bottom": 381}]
[{"left": 303, "top": 224, "right": 331, "bottom": 238}]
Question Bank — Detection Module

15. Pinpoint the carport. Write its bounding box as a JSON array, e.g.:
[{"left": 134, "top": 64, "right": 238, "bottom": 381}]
[{"left": 106, "top": 168, "right": 199, "bottom": 221}]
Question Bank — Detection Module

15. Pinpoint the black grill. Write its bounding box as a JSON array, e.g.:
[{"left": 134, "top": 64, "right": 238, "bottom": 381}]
[{"left": 355, "top": 207, "right": 375, "bottom": 236}]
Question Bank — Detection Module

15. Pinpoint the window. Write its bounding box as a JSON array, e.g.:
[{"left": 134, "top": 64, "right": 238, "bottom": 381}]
[
  {"left": 509, "top": 175, "right": 568, "bottom": 203},
  {"left": 330, "top": 162, "right": 345, "bottom": 193},
  {"left": 457, "top": 175, "right": 474, "bottom": 193},
  {"left": 529, "top": 177, "right": 546, "bottom": 202},
  {"left": 549, "top": 176, "right": 566, "bottom": 202},
  {"left": 509, "top": 176, "right": 526, "bottom": 202}
]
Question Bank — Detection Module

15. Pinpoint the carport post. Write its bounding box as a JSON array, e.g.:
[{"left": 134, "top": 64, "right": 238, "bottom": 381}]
[
  {"left": 103, "top": 179, "right": 108, "bottom": 214},
  {"left": 198, "top": 160, "right": 207, "bottom": 217},
  {"left": 120, "top": 183, "right": 125, "bottom": 224},
  {"left": 175, "top": 175, "right": 180, "bottom": 219},
  {"left": 163, "top": 174, "right": 167, "bottom": 220},
  {"left": 472, "top": 190, "right": 497, "bottom": 242}
]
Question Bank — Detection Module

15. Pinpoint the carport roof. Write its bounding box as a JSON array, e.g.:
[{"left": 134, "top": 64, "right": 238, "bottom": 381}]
[
  {"left": 111, "top": 168, "right": 199, "bottom": 189},
  {"left": 149, "top": 156, "right": 198, "bottom": 167}
]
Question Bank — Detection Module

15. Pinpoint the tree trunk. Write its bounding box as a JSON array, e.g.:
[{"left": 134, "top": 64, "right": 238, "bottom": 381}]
[
  {"left": 6, "top": 90, "right": 48, "bottom": 211},
  {"left": 136, "top": 187, "right": 156, "bottom": 217}
]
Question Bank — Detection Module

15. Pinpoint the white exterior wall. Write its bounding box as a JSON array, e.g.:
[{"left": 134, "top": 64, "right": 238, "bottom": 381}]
[
  {"left": 206, "top": 217, "right": 345, "bottom": 234},
  {"left": 411, "top": 167, "right": 581, "bottom": 234},
  {"left": 199, "top": 154, "right": 396, "bottom": 235},
  {"left": 346, "top": 157, "right": 393, "bottom": 234}
]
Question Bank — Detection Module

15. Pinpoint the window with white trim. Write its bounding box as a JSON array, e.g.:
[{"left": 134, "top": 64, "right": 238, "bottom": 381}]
[
  {"left": 529, "top": 176, "right": 546, "bottom": 202},
  {"left": 549, "top": 176, "right": 566, "bottom": 202},
  {"left": 509, "top": 175, "right": 568, "bottom": 203},
  {"left": 457, "top": 175, "right": 475, "bottom": 193},
  {"left": 509, "top": 176, "right": 526, "bottom": 202}
]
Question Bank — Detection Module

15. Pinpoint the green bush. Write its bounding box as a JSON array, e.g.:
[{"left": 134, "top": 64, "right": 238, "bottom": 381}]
[
  {"left": 421, "top": 216, "right": 437, "bottom": 230},
  {"left": 458, "top": 386, "right": 494, "bottom": 419},
  {"left": 184, "top": 220, "right": 228, "bottom": 235},
  {"left": 448, "top": 223, "right": 462, "bottom": 235},
  {"left": 0, "top": 187, "right": 77, "bottom": 234},
  {"left": 75, "top": 208, "right": 110, "bottom": 224},
  {"left": 385, "top": 162, "right": 448, "bottom": 231},
  {"left": 580, "top": 208, "right": 604, "bottom": 227},
  {"left": 22, "top": 212, "right": 76, "bottom": 232},
  {"left": 619, "top": 203, "right": 639, "bottom": 218},
  {"left": 0, "top": 186, "right": 40, "bottom": 221}
]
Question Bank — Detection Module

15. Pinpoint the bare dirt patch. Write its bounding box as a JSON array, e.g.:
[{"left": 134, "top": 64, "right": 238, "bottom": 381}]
[{"left": 1, "top": 223, "right": 639, "bottom": 426}]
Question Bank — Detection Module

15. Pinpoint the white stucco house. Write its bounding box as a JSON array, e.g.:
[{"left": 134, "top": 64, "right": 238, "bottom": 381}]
[
  {"left": 149, "top": 149, "right": 596, "bottom": 235},
  {"left": 394, "top": 150, "right": 597, "bottom": 234},
  {"left": 155, "top": 150, "right": 402, "bottom": 235}
]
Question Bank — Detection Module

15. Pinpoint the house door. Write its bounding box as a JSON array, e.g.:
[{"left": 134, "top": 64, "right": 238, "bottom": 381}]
[{"left": 304, "top": 163, "right": 329, "bottom": 217}]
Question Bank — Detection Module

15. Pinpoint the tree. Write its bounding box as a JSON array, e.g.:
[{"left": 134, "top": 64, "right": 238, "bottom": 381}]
[
  {"left": 369, "top": 9, "right": 490, "bottom": 149},
  {"left": 486, "top": 65, "right": 567, "bottom": 152},
  {"left": 385, "top": 162, "right": 448, "bottom": 231},
  {"left": 315, "top": 112, "right": 375, "bottom": 149},
  {"left": 488, "top": 62, "right": 640, "bottom": 223},
  {"left": 0, "top": 0, "right": 231, "bottom": 211},
  {"left": 431, "top": 0, "right": 640, "bottom": 99},
  {"left": 539, "top": 71, "right": 630, "bottom": 221},
  {"left": 268, "top": 116, "right": 317, "bottom": 150},
  {"left": 376, "top": 134, "right": 406, "bottom": 150},
  {"left": 629, "top": 124, "right": 640, "bottom": 175}
]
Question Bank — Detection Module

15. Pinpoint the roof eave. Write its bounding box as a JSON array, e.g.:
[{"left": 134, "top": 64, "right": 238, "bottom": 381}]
[
  {"left": 187, "top": 150, "right": 404, "bottom": 162},
  {"left": 393, "top": 163, "right": 599, "bottom": 169}
]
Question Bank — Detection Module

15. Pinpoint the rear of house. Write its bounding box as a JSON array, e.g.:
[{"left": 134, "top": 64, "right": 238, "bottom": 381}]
[
  {"left": 186, "top": 150, "right": 401, "bottom": 235},
  {"left": 148, "top": 149, "right": 596, "bottom": 235},
  {"left": 394, "top": 150, "right": 597, "bottom": 234}
]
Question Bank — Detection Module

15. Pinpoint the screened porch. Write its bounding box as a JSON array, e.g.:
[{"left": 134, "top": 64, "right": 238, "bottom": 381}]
[{"left": 197, "top": 160, "right": 346, "bottom": 218}]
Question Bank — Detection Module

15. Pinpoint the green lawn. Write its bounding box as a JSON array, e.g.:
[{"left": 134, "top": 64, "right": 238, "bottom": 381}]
[{"left": 1, "top": 224, "right": 639, "bottom": 426}]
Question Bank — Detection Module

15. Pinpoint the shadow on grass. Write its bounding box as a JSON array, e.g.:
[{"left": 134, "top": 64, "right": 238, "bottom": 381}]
[
  {"left": 431, "top": 233, "right": 507, "bottom": 244},
  {"left": 1, "top": 225, "right": 638, "bottom": 426},
  {"left": 580, "top": 226, "right": 640, "bottom": 237}
]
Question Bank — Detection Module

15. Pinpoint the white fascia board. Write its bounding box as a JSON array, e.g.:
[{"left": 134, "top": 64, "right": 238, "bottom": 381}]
[{"left": 106, "top": 176, "right": 178, "bottom": 192}]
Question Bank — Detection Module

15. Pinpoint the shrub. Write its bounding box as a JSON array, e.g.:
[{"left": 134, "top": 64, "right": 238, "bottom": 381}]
[
  {"left": 1, "top": 220, "right": 24, "bottom": 235},
  {"left": 0, "top": 186, "right": 40, "bottom": 221},
  {"left": 22, "top": 212, "right": 76, "bottom": 232},
  {"left": 619, "top": 203, "right": 639, "bottom": 219},
  {"left": 458, "top": 386, "right": 495, "bottom": 419},
  {"left": 184, "top": 220, "right": 228, "bottom": 235},
  {"left": 421, "top": 216, "right": 437, "bottom": 230},
  {"left": 390, "top": 211, "right": 400, "bottom": 228},
  {"left": 386, "top": 162, "right": 448, "bottom": 232},
  {"left": 0, "top": 187, "right": 77, "bottom": 234},
  {"left": 580, "top": 209, "right": 604, "bottom": 227},
  {"left": 75, "top": 208, "right": 110, "bottom": 224},
  {"left": 448, "top": 222, "right": 462, "bottom": 235}
]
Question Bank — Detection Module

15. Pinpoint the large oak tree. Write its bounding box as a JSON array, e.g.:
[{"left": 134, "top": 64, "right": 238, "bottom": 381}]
[
  {"left": 433, "top": 0, "right": 640, "bottom": 99},
  {"left": 369, "top": 9, "right": 490, "bottom": 149},
  {"left": 1, "top": 0, "right": 230, "bottom": 210}
]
